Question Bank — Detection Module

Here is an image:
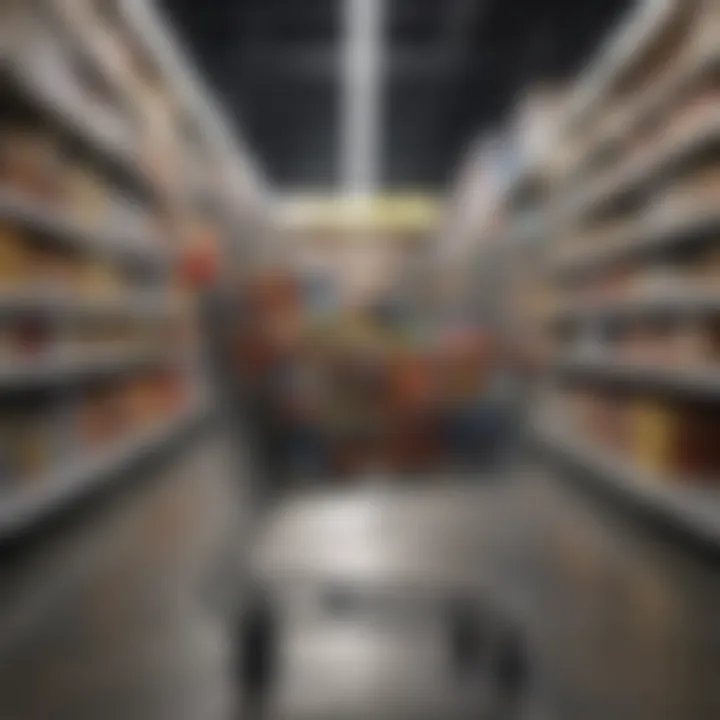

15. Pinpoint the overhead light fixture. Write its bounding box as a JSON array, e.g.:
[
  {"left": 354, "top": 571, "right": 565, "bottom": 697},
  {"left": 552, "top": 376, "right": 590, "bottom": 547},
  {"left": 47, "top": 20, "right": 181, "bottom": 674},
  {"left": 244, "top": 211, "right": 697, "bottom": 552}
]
[{"left": 341, "top": 0, "right": 384, "bottom": 204}]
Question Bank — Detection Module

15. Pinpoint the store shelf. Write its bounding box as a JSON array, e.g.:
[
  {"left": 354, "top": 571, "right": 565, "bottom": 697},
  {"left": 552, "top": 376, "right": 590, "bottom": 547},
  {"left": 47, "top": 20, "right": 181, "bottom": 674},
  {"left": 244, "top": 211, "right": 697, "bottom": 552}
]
[
  {"left": 550, "top": 288, "right": 720, "bottom": 327},
  {"left": 1, "top": 61, "right": 160, "bottom": 205},
  {"left": 0, "top": 402, "right": 207, "bottom": 541},
  {"left": 508, "top": 1, "right": 720, "bottom": 557},
  {"left": 572, "top": 44, "right": 720, "bottom": 179},
  {"left": 575, "top": 107, "right": 720, "bottom": 221},
  {"left": 555, "top": 356, "right": 720, "bottom": 401},
  {"left": 48, "top": 1, "right": 140, "bottom": 123},
  {"left": 537, "top": 423, "right": 720, "bottom": 550},
  {"left": 0, "top": 348, "right": 171, "bottom": 392},
  {"left": 0, "top": 290, "right": 175, "bottom": 322},
  {"left": 0, "top": 0, "right": 251, "bottom": 550},
  {"left": 561, "top": 0, "right": 678, "bottom": 132},
  {"left": 551, "top": 204, "right": 720, "bottom": 280},
  {"left": 116, "top": 0, "right": 267, "bottom": 217},
  {"left": 0, "top": 191, "right": 169, "bottom": 268}
]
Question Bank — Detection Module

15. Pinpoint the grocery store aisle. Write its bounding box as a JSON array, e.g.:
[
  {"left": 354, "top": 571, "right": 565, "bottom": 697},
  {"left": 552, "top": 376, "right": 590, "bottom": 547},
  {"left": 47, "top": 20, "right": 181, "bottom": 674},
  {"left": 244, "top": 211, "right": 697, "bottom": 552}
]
[{"left": 0, "top": 436, "right": 719, "bottom": 720}]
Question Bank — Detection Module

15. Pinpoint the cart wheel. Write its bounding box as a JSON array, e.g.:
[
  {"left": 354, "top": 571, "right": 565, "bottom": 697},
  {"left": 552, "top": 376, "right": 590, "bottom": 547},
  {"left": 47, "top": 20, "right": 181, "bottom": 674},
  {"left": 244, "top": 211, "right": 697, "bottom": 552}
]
[
  {"left": 236, "top": 589, "right": 277, "bottom": 711},
  {"left": 447, "top": 599, "right": 486, "bottom": 675},
  {"left": 493, "top": 624, "right": 529, "bottom": 700}
]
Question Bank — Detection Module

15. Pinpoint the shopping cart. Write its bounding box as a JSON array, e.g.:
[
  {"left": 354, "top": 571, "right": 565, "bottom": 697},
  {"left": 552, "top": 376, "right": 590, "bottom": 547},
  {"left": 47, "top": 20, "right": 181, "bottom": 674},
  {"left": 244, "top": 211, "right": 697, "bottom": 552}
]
[{"left": 234, "top": 489, "right": 530, "bottom": 720}]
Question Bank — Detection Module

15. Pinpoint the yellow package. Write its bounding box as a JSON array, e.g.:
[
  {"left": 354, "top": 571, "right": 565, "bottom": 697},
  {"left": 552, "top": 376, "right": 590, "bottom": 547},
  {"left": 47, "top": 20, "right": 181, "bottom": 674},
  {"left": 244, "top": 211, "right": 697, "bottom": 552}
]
[
  {"left": 633, "top": 399, "right": 677, "bottom": 478},
  {"left": 0, "top": 225, "right": 31, "bottom": 286}
]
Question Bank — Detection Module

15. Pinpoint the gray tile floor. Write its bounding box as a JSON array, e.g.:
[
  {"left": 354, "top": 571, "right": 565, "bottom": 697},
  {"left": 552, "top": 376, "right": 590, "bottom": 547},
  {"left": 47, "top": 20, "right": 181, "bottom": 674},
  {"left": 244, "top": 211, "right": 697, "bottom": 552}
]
[{"left": 0, "top": 429, "right": 719, "bottom": 719}]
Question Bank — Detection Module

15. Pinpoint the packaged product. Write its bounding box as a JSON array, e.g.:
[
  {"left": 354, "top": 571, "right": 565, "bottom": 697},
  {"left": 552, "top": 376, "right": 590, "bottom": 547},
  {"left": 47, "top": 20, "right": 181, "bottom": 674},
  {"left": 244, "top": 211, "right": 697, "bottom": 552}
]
[
  {"left": 634, "top": 399, "right": 720, "bottom": 480},
  {"left": 687, "top": 246, "right": 720, "bottom": 288},
  {"left": 0, "top": 128, "right": 62, "bottom": 201},
  {"left": 2, "top": 410, "right": 52, "bottom": 483},
  {"left": 66, "top": 167, "right": 108, "bottom": 230},
  {"left": 674, "top": 403, "right": 720, "bottom": 480},
  {"left": 7, "top": 316, "right": 54, "bottom": 358},
  {"left": 670, "top": 319, "right": 718, "bottom": 366},
  {"left": 79, "top": 261, "right": 122, "bottom": 299},
  {"left": 34, "top": 246, "right": 77, "bottom": 293},
  {"left": 633, "top": 398, "right": 677, "bottom": 476},
  {"left": 592, "top": 393, "right": 632, "bottom": 453},
  {"left": 79, "top": 387, "right": 125, "bottom": 449},
  {"left": 0, "top": 225, "right": 32, "bottom": 288}
]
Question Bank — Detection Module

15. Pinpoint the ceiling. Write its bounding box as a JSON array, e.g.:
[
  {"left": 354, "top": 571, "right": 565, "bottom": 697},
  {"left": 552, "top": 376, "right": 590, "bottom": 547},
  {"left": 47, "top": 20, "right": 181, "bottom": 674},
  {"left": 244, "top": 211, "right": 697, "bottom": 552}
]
[{"left": 160, "top": 0, "right": 631, "bottom": 191}]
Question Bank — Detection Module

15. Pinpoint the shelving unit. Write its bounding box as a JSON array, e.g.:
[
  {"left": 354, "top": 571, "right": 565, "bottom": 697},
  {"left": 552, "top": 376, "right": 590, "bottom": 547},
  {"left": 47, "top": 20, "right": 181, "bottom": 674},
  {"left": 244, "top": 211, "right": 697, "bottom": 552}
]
[
  {"left": 550, "top": 287, "right": 720, "bottom": 327},
  {"left": 558, "top": 0, "right": 679, "bottom": 132},
  {"left": 0, "top": 0, "right": 264, "bottom": 539},
  {"left": 536, "top": 422, "right": 720, "bottom": 550},
  {"left": 445, "top": 0, "right": 720, "bottom": 547},
  {"left": 550, "top": 204, "right": 720, "bottom": 279},
  {"left": 532, "top": 0, "right": 720, "bottom": 543},
  {"left": 554, "top": 357, "right": 720, "bottom": 401},
  {"left": 0, "top": 347, "right": 174, "bottom": 390},
  {"left": 0, "top": 401, "right": 204, "bottom": 540},
  {"left": 0, "top": 289, "right": 175, "bottom": 321},
  {"left": 0, "top": 190, "right": 169, "bottom": 266}
]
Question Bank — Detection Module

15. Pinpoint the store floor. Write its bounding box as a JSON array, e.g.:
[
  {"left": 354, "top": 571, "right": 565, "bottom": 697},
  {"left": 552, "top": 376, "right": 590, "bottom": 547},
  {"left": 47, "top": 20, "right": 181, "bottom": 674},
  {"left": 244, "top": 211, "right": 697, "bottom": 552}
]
[{"left": 0, "top": 427, "right": 718, "bottom": 720}]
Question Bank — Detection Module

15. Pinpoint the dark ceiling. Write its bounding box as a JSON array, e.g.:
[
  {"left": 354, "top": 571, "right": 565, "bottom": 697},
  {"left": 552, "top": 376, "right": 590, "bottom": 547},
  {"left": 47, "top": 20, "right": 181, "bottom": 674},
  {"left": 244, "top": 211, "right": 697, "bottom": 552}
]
[{"left": 160, "top": 0, "right": 631, "bottom": 191}]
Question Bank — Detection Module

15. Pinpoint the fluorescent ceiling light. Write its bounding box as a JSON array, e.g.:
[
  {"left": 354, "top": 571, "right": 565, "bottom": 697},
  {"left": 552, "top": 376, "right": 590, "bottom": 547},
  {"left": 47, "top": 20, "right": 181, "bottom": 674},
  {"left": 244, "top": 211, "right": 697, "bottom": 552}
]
[{"left": 341, "top": 0, "right": 384, "bottom": 200}]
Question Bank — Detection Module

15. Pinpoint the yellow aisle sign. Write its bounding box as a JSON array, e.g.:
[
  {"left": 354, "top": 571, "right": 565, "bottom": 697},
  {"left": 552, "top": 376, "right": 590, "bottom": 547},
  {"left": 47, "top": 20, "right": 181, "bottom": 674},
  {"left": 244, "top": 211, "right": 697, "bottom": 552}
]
[{"left": 280, "top": 194, "right": 442, "bottom": 234}]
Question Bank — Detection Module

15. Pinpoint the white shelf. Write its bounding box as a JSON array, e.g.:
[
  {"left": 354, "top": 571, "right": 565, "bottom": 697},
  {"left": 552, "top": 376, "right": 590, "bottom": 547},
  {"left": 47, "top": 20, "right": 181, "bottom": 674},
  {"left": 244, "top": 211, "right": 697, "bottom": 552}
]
[
  {"left": 0, "top": 191, "right": 169, "bottom": 268},
  {"left": 556, "top": 357, "right": 720, "bottom": 400},
  {"left": 48, "top": 0, "right": 140, "bottom": 123},
  {"left": 0, "top": 290, "right": 175, "bottom": 321},
  {"left": 551, "top": 204, "right": 720, "bottom": 279},
  {"left": 2, "top": 57, "right": 159, "bottom": 204},
  {"left": 572, "top": 44, "right": 720, "bottom": 179},
  {"left": 538, "top": 423, "right": 720, "bottom": 549},
  {"left": 551, "top": 288, "right": 720, "bottom": 326},
  {"left": 116, "top": 0, "right": 268, "bottom": 216},
  {"left": 575, "top": 106, "right": 720, "bottom": 221},
  {"left": 561, "top": 0, "right": 678, "bottom": 132},
  {"left": 0, "top": 348, "right": 171, "bottom": 391},
  {"left": 0, "top": 403, "right": 206, "bottom": 540}
]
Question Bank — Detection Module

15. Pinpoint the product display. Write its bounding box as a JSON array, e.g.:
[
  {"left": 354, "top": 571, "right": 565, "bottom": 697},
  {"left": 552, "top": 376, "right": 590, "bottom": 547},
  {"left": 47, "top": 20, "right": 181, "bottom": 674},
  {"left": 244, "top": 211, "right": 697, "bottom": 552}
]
[
  {"left": 536, "top": 0, "right": 720, "bottom": 516},
  {"left": 0, "top": 0, "right": 264, "bottom": 538},
  {"left": 553, "top": 387, "right": 720, "bottom": 482}
]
